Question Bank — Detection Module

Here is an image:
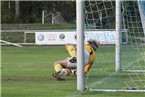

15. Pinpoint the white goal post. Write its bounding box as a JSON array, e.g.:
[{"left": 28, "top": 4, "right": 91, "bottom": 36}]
[
  {"left": 76, "top": 0, "right": 85, "bottom": 91},
  {"left": 115, "top": 0, "right": 121, "bottom": 72},
  {"left": 77, "top": 0, "right": 145, "bottom": 92}
]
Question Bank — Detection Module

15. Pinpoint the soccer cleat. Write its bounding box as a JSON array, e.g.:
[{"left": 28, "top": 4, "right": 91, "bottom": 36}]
[{"left": 52, "top": 71, "right": 65, "bottom": 81}]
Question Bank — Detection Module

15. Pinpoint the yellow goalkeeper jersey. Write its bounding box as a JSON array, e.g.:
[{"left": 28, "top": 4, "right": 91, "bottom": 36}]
[
  {"left": 84, "top": 43, "right": 96, "bottom": 64},
  {"left": 66, "top": 43, "right": 96, "bottom": 74},
  {"left": 66, "top": 43, "right": 96, "bottom": 64}
]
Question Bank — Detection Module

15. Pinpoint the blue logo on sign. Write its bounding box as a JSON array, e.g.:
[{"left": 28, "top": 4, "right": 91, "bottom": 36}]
[
  {"left": 37, "top": 34, "right": 45, "bottom": 41},
  {"left": 59, "top": 34, "right": 65, "bottom": 39}
]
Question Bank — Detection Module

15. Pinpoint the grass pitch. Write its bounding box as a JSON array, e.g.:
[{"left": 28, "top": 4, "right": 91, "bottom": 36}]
[{"left": 1, "top": 46, "right": 145, "bottom": 97}]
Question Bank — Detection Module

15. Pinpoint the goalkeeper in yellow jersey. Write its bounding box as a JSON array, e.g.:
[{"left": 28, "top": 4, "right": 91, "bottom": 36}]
[{"left": 52, "top": 39, "right": 99, "bottom": 81}]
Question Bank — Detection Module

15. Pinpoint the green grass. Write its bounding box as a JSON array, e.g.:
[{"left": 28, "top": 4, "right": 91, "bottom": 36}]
[
  {"left": 1, "top": 46, "right": 145, "bottom": 97},
  {"left": 87, "top": 45, "right": 145, "bottom": 89}
]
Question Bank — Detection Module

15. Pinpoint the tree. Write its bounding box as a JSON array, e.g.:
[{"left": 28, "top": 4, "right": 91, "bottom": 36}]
[
  {"left": 15, "top": 0, "right": 20, "bottom": 23},
  {"left": 1, "top": 1, "right": 76, "bottom": 23}
]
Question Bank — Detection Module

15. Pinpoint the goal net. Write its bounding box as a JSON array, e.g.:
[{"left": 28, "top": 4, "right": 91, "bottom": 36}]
[{"left": 83, "top": 0, "right": 145, "bottom": 92}]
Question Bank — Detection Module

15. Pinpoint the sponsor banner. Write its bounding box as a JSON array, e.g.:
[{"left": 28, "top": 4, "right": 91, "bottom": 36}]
[
  {"left": 35, "top": 31, "right": 77, "bottom": 45},
  {"left": 35, "top": 31, "right": 116, "bottom": 45},
  {"left": 85, "top": 31, "right": 116, "bottom": 44}
]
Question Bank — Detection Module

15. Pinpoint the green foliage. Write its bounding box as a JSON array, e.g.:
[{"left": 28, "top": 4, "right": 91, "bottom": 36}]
[
  {"left": 1, "top": 1, "right": 15, "bottom": 23},
  {"left": 1, "top": 1, "right": 76, "bottom": 24}
]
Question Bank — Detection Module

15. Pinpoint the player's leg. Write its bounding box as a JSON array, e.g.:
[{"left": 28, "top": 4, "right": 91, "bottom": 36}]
[
  {"left": 52, "top": 57, "right": 77, "bottom": 80},
  {"left": 65, "top": 44, "right": 76, "bottom": 57},
  {"left": 53, "top": 59, "right": 67, "bottom": 80}
]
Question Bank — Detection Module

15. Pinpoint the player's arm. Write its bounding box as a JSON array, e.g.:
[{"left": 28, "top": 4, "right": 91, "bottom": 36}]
[{"left": 84, "top": 62, "right": 93, "bottom": 74}]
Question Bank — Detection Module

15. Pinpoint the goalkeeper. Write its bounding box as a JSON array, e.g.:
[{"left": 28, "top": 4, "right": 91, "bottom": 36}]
[{"left": 52, "top": 39, "right": 99, "bottom": 80}]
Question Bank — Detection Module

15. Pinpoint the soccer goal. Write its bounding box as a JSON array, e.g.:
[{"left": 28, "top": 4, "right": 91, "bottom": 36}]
[{"left": 76, "top": 0, "right": 145, "bottom": 92}]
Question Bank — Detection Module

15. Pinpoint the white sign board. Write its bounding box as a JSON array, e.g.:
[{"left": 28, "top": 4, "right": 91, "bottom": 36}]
[
  {"left": 85, "top": 31, "right": 116, "bottom": 44},
  {"left": 35, "top": 31, "right": 116, "bottom": 45},
  {"left": 35, "top": 31, "right": 77, "bottom": 45}
]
